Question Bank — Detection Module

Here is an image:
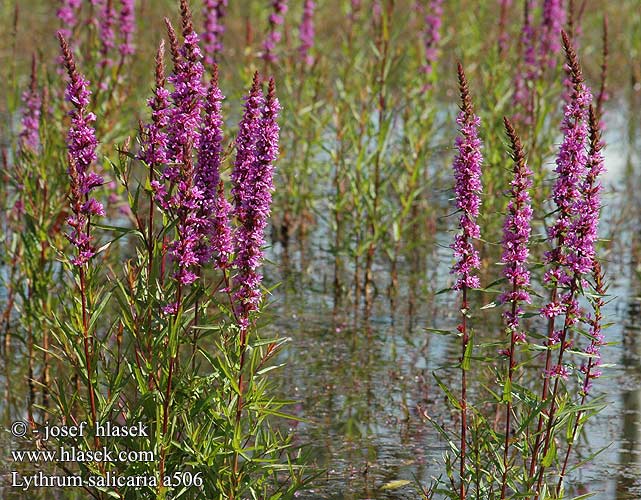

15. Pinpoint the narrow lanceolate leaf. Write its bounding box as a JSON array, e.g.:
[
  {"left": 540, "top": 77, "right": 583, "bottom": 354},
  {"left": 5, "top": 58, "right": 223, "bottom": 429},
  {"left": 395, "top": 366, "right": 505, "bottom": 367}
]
[
  {"left": 503, "top": 377, "right": 512, "bottom": 403},
  {"left": 433, "top": 373, "right": 462, "bottom": 410},
  {"left": 462, "top": 331, "right": 474, "bottom": 371},
  {"left": 542, "top": 438, "right": 557, "bottom": 468}
]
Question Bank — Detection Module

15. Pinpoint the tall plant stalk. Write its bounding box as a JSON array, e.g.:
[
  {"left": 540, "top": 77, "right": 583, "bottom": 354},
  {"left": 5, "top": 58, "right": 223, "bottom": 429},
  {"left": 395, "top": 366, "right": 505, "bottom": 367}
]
[
  {"left": 450, "top": 63, "right": 483, "bottom": 500},
  {"left": 500, "top": 117, "right": 533, "bottom": 499},
  {"left": 527, "top": 31, "right": 592, "bottom": 493}
]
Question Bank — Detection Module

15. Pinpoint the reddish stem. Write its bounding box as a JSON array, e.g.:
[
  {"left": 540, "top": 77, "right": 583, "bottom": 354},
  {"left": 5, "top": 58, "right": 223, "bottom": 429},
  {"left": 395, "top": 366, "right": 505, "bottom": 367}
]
[{"left": 460, "top": 286, "right": 468, "bottom": 500}]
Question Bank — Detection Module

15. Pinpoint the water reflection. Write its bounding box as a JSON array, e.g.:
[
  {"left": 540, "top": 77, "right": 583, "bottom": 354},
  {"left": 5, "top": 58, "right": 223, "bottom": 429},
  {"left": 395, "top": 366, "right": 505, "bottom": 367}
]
[{"left": 617, "top": 275, "right": 641, "bottom": 499}]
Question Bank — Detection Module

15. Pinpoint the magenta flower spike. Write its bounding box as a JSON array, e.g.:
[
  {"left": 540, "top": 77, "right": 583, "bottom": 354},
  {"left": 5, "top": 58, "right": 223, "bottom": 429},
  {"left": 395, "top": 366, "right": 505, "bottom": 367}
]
[
  {"left": 57, "top": 0, "right": 82, "bottom": 39},
  {"left": 195, "top": 67, "right": 231, "bottom": 267},
  {"left": 118, "top": 0, "right": 135, "bottom": 57},
  {"left": 451, "top": 64, "right": 483, "bottom": 291},
  {"left": 500, "top": 118, "right": 533, "bottom": 342},
  {"left": 572, "top": 108, "right": 605, "bottom": 395},
  {"left": 141, "top": 40, "right": 170, "bottom": 167},
  {"left": 58, "top": 32, "right": 104, "bottom": 267},
  {"left": 540, "top": 32, "right": 593, "bottom": 381},
  {"left": 232, "top": 76, "right": 280, "bottom": 327},
  {"left": 540, "top": 0, "right": 565, "bottom": 68},
  {"left": 566, "top": 104, "right": 604, "bottom": 278},
  {"left": 544, "top": 31, "right": 592, "bottom": 282},
  {"left": 298, "top": 0, "right": 316, "bottom": 67},
  {"left": 202, "top": 0, "right": 228, "bottom": 66},
  {"left": 18, "top": 56, "right": 41, "bottom": 154},
  {"left": 163, "top": 6, "right": 206, "bottom": 181},
  {"left": 512, "top": 0, "right": 539, "bottom": 124},
  {"left": 261, "top": 0, "right": 288, "bottom": 63},
  {"left": 165, "top": 151, "right": 204, "bottom": 287},
  {"left": 231, "top": 73, "right": 264, "bottom": 214},
  {"left": 420, "top": 0, "right": 444, "bottom": 78},
  {"left": 157, "top": 2, "right": 209, "bottom": 290},
  {"left": 98, "top": 0, "right": 117, "bottom": 68}
]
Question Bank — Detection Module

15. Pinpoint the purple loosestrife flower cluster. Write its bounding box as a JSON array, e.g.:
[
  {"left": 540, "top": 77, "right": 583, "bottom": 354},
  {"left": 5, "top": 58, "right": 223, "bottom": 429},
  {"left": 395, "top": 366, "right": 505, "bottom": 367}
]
[
  {"left": 98, "top": 0, "right": 117, "bottom": 68},
  {"left": 164, "top": 150, "right": 204, "bottom": 291},
  {"left": 153, "top": 5, "right": 208, "bottom": 292},
  {"left": 57, "top": 0, "right": 82, "bottom": 38},
  {"left": 420, "top": 0, "right": 444, "bottom": 78},
  {"left": 141, "top": 41, "right": 170, "bottom": 166},
  {"left": 58, "top": 33, "right": 104, "bottom": 267},
  {"left": 566, "top": 105, "right": 603, "bottom": 276},
  {"left": 543, "top": 32, "right": 591, "bottom": 286},
  {"left": 118, "top": 0, "right": 135, "bottom": 57},
  {"left": 195, "top": 68, "right": 232, "bottom": 267},
  {"left": 232, "top": 76, "right": 280, "bottom": 327},
  {"left": 298, "top": 0, "right": 315, "bottom": 67},
  {"left": 231, "top": 74, "right": 264, "bottom": 213},
  {"left": 261, "top": 0, "right": 288, "bottom": 63},
  {"left": 513, "top": 0, "right": 539, "bottom": 124},
  {"left": 202, "top": 0, "right": 228, "bottom": 66},
  {"left": 163, "top": 14, "right": 206, "bottom": 178},
  {"left": 451, "top": 64, "right": 483, "bottom": 291},
  {"left": 541, "top": 32, "right": 596, "bottom": 379},
  {"left": 500, "top": 118, "right": 533, "bottom": 343},
  {"left": 18, "top": 57, "right": 41, "bottom": 154},
  {"left": 540, "top": 0, "right": 565, "bottom": 68}
]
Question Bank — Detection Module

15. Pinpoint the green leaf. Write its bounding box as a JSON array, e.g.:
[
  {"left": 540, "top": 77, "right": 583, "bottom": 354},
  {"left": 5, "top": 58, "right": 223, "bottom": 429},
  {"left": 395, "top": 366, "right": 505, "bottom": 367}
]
[
  {"left": 462, "top": 333, "right": 473, "bottom": 371},
  {"left": 542, "top": 439, "right": 556, "bottom": 468},
  {"left": 503, "top": 377, "right": 512, "bottom": 403},
  {"left": 433, "top": 372, "right": 461, "bottom": 410}
]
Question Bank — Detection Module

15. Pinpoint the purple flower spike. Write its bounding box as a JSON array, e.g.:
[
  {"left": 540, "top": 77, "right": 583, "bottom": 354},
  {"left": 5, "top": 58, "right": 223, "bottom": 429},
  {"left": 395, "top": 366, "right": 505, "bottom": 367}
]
[
  {"left": 141, "top": 40, "right": 170, "bottom": 166},
  {"left": 165, "top": 149, "right": 205, "bottom": 286},
  {"left": 545, "top": 31, "right": 592, "bottom": 276},
  {"left": 231, "top": 73, "right": 264, "bottom": 212},
  {"left": 164, "top": 7, "right": 206, "bottom": 179},
  {"left": 202, "top": 0, "right": 228, "bottom": 66},
  {"left": 451, "top": 63, "right": 483, "bottom": 291},
  {"left": 118, "top": 0, "right": 135, "bottom": 57},
  {"left": 98, "top": 0, "right": 117, "bottom": 68},
  {"left": 19, "top": 56, "right": 41, "bottom": 153},
  {"left": 261, "top": 0, "right": 288, "bottom": 63},
  {"left": 513, "top": 0, "right": 539, "bottom": 124},
  {"left": 232, "top": 76, "right": 280, "bottom": 327},
  {"left": 540, "top": 0, "right": 565, "bottom": 68},
  {"left": 195, "top": 67, "right": 231, "bottom": 267},
  {"left": 298, "top": 0, "right": 315, "bottom": 67},
  {"left": 500, "top": 118, "right": 533, "bottom": 340},
  {"left": 57, "top": 0, "right": 82, "bottom": 39},
  {"left": 566, "top": 105, "right": 604, "bottom": 276},
  {"left": 58, "top": 32, "right": 103, "bottom": 266},
  {"left": 420, "top": 0, "right": 444, "bottom": 79}
]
